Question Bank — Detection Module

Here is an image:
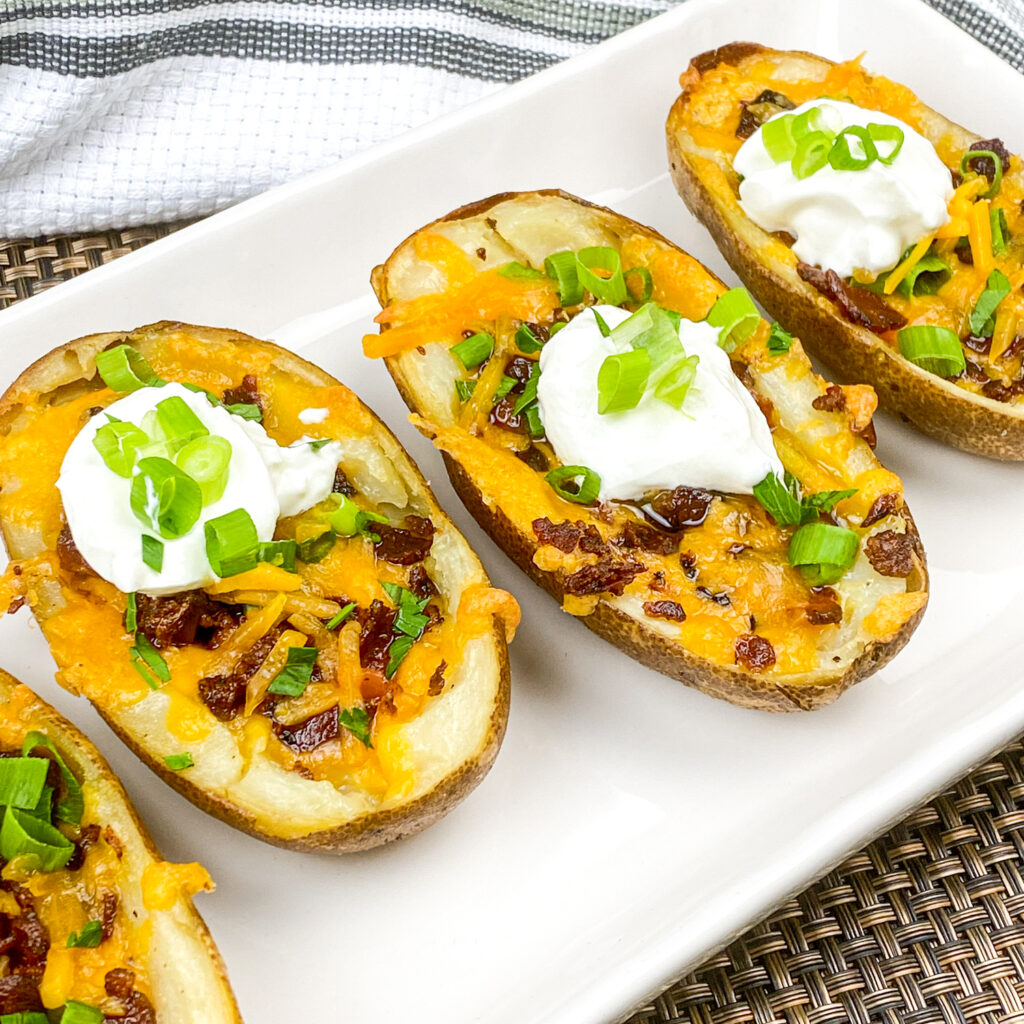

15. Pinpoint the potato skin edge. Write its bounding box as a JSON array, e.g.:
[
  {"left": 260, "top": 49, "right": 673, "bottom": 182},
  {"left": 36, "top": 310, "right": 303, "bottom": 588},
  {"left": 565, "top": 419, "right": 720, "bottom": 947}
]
[
  {"left": 667, "top": 43, "right": 1024, "bottom": 460},
  {"left": 0, "top": 322, "right": 511, "bottom": 852},
  {"left": 374, "top": 190, "right": 928, "bottom": 712}
]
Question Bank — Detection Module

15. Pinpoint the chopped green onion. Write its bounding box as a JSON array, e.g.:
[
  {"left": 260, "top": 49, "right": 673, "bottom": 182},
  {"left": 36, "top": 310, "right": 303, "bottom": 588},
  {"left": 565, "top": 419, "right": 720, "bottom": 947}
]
[
  {"left": 624, "top": 266, "right": 653, "bottom": 304},
  {"left": 767, "top": 322, "right": 794, "bottom": 354},
  {"left": 610, "top": 303, "right": 682, "bottom": 369},
  {"left": 969, "top": 269, "right": 1012, "bottom": 337},
  {"left": 512, "top": 363, "right": 541, "bottom": 415},
  {"left": 789, "top": 522, "right": 859, "bottom": 585},
  {"left": 549, "top": 321, "right": 567, "bottom": 336},
  {"left": 225, "top": 402, "right": 262, "bottom": 421},
  {"left": 141, "top": 535, "right": 163, "bottom": 572},
  {"left": 524, "top": 405, "right": 545, "bottom": 438},
  {"left": 325, "top": 602, "right": 356, "bottom": 630},
  {"left": 592, "top": 309, "right": 612, "bottom": 337},
  {"left": 155, "top": 395, "right": 208, "bottom": 442},
  {"left": 1, "top": 1012, "right": 50, "bottom": 1024},
  {"left": 515, "top": 324, "right": 543, "bottom": 353},
  {"left": 92, "top": 421, "right": 148, "bottom": 478},
  {"left": 545, "top": 465, "right": 601, "bottom": 505},
  {"left": 328, "top": 495, "right": 388, "bottom": 539},
  {"left": 761, "top": 113, "right": 797, "bottom": 162},
  {"left": 26, "top": 786, "right": 53, "bottom": 822},
  {"left": 544, "top": 251, "right": 584, "bottom": 306},
  {"left": 66, "top": 921, "right": 103, "bottom": 948},
  {"left": 791, "top": 105, "right": 831, "bottom": 140},
  {"left": 576, "top": 247, "right": 628, "bottom": 305},
  {"left": 130, "top": 457, "right": 203, "bottom": 539},
  {"left": 164, "top": 752, "right": 194, "bottom": 771},
  {"left": 867, "top": 123, "right": 904, "bottom": 164},
  {"left": 597, "top": 349, "right": 651, "bottom": 414},
  {"left": 205, "top": 508, "right": 259, "bottom": 577},
  {"left": 454, "top": 379, "right": 476, "bottom": 403},
  {"left": 94, "top": 345, "right": 161, "bottom": 393},
  {"left": 498, "top": 261, "right": 545, "bottom": 280},
  {"left": 22, "top": 731, "right": 84, "bottom": 825},
  {"left": 59, "top": 1003, "right": 105, "bottom": 1024},
  {"left": 654, "top": 354, "right": 700, "bottom": 409},
  {"left": 707, "top": 288, "right": 760, "bottom": 351},
  {"left": 175, "top": 435, "right": 232, "bottom": 505},
  {"left": 257, "top": 539, "right": 297, "bottom": 572},
  {"left": 131, "top": 634, "right": 170, "bottom": 686},
  {"left": 267, "top": 646, "right": 318, "bottom": 696},
  {"left": 450, "top": 332, "right": 494, "bottom": 369},
  {"left": 0, "top": 806, "right": 73, "bottom": 871},
  {"left": 753, "top": 472, "right": 804, "bottom": 527},
  {"left": 297, "top": 531, "right": 336, "bottom": 564},
  {"left": 961, "top": 148, "right": 1004, "bottom": 198},
  {"left": 492, "top": 375, "right": 517, "bottom": 403},
  {"left": 900, "top": 254, "right": 951, "bottom": 297},
  {"left": 125, "top": 592, "right": 138, "bottom": 633},
  {"left": 792, "top": 130, "right": 833, "bottom": 178},
  {"left": 802, "top": 489, "right": 857, "bottom": 515},
  {"left": 339, "top": 706, "right": 373, "bottom": 747},
  {"left": 991, "top": 207, "right": 1010, "bottom": 256},
  {"left": 382, "top": 582, "right": 431, "bottom": 638},
  {"left": 828, "top": 126, "right": 878, "bottom": 171},
  {"left": 385, "top": 636, "right": 415, "bottom": 678},
  {"left": 897, "top": 325, "right": 966, "bottom": 377},
  {"left": 0, "top": 758, "right": 48, "bottom": 811}
]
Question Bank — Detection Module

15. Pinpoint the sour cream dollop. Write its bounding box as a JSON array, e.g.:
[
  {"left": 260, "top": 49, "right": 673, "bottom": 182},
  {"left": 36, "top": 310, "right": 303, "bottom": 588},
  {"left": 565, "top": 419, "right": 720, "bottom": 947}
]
[
  {"left": 536, "top": 306, "right": 783, "bottom": 501},
  {"left": 734, "top": 99, "right": 953, "bottom": 277},
  {"left": 57, "top": 383, "right": 343, "bottom": 596}
]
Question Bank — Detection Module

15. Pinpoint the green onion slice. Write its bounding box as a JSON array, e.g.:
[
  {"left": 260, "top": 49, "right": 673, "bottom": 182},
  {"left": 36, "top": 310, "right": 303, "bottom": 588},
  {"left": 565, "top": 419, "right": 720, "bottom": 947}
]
[
  {"left": 654, "top": 354, "right": 700, "bottom": 409},
  {"left": 549, "top": 321, "right": 567, "bottom": 336},
  {"left": 610, "top": 303, "right": 681, "bottom": 368},
  {"left": 225, "top": 402, "right": 262, "bottom": 421},
  {"left": 498, "top": 261, "right": 545, "bottom": 280},
  {"left": 961, "top": 148, "right": 1004, "bottom": 198},
  {"left": 900, "top": 254, "right": 951, "bottom": 297},
  {"left": 328, "top": 494, "right": 387, "bottom": 538},
  {"left": 125, "top": 592, "right": 138, "bottom": 633},
  {"left": 267, "top": 645, "right": 318, "bottom": 696},
  {"left": 991, "top": 207, "right": 1010, "bottom": 255},
  {"left": 175, "top": 436, "right": 231, "bottom": 506},
  {"left": 512, "top": 363, "right": 541, "bottom": 416},
  {"left": 766, "top": 323, "right": 794, "bottom": 354},
  {"left": 624, "top": 266, "right": 653, "bottom": 304},
  {"left": 897, "top": 325, "right": 966, "bottom": 377},
  {"left": 131, "top": 634, "right": 170, "bottom": 685},
  {"left": 66, "top": 920, "right": 103, "bottom": 948},
  {"left": 788, "top": 522, "right": 860, "bottom": 585},
  {"left": 753, "top": 472, "right": 804, "bottom": 527},
  {"left": 492, "top": 375, "right": 517, "bottom": 403},
  {"left": 385, "top": 636, "right": 415, "bottom": 678},
  {"left": 0, "top": 758, "right": 48, "bottom": 811},
  {"left": 164, "top": 752, "right": 194, "bottom": 771},
  {"left": 0, "top": 806, "right": 73, "bottom": 871},
  {"left": 92, "top": 421, "right": 148, "bottom": 478},
  {"left": 339, "top": 706, "right": 373, "bottom": 747},
  {"left": 515, "top": 324, "right": 543, "bottom": 353},
  {"left": 2, "top": 1012, "right": 50, "bottom": 1024},
  {"left": 545, "top": 465, "right": 601, "bottom": 505},
  {"left": 544, "top": 250, "right": 584, "bottom": 306},
  {"left": 867, "top": 123, "right": 905, "bottom": 164},
  {"left": 205, "top": 508, "right": 259, "bottom": 577},
  {"left": 257, "top": 539, "right": 297, "bottom": 572},
  {"left": 454, "top": 379, "right": 475, "bottom": 403},
  {"left": 523, "top": 405, "right": 545, "bottom": 438},
  {"left": 59, "top": 1002, "right": 105, "bottom": 1024},
  {"left": 450, "top": 332, "right": 494, "bottom": 369},
  {"left": 828, "top": 126, "right": 877, "bottom": 171},
  {"left": 22, "top": 731, "right": 84, "bottom": 825},
  {"left": 141, "top": 535, "right": 164, "bottom": 572},
  {"left": 792, "top": 130, "right": 833, "bottom": 178},
  {"left": 296, "top": 531, "right": 336, "bottom": 564},
  {"left": 129, "top": 457, "right": 203, "bottom": 539},
  {"left": 576, "top": 247, "right": 628, "bottom": 305},
  {"left": 968, "top": 268, "right": 1012, "bottom": 337},
  {"left": 155, "top": 395, "right": 208, "bottom": 442},
  {"left": 325, "top": 602, "right": 356, "bottom": 630},
  {"left": 94, "top": 345, "right": 161, "bottom": 393},
  {"left": 597, "top": 349, "right": 651, "bottom": 414},
  {"left": 706, "top": 288, "right": 760, "bottom": 352},
  {"left": 761, "top": 113, "right": 797, "bottom": 162}
]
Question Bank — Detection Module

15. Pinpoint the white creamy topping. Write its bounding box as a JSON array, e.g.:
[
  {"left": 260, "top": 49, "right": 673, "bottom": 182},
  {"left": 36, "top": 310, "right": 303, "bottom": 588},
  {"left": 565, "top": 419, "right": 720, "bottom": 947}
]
[
  {"left": 734, "top": 99, "right": 953, "bottom": 277},
  {"left": 536, "top": 306, "right": 783, "bottom": 501},
  {"left": 298, "top": 407, "right": 329, "bottom": 424},
  {"left": 57, "top": 383, "right": 343, "bottom": 596}
]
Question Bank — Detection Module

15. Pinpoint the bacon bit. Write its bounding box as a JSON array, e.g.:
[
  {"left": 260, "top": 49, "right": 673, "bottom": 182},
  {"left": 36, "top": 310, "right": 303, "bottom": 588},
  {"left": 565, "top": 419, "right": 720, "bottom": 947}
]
[
  {"left": 648, "top": 486, "right": 714, "bottom": 530},
  {"left": 864, "top": 531, "right": 915, "bottom": 577},
  {"left": 735, "top": 634, "right": 776, "bottom": 671},
  {"left": 696, "top": 586, "right": 731, "bottom": 607},
  {"left": 407, "top": 565, "right": 437, "bottom": 601},
  {"left": 862, "top": 492, "right": 900, "bottom": 527},
  {"left": 103, "top": 826, "right": 124, "bottom": 859},
  {"left": 516, "top": 445, "right": 548, "bottom": 472},
  {"left": 56, "top": 525, "right": 93, "bottom": 576},
  {"left": 806, "top": 586, "right": 843, "bottom": 625},
  {"left": 649, "top": 570, "right": 667, "bottom": 592},
  {"left": 965, "top": 138, "right": 1010, "bottom": 186},
  {"left": 563, "top": 559, "right": 645, "bottom": 597},
  {"left": 428, "top": 661, "right": 447, "bottom": 696},
  {"left": 812, "top": 384, "right": 846, "bottom": 413},
  {"left": 643, "top": 600, "right": 687, "bottom": 622},
  {"left": 374, "top": 515, "right": 434, "bottom": 565},
  {"left": 221, "top": 373, "right": 263, "bottom": 413},
  {"left": 456, "top": 584, "right": 520, "bottom": 641},
  {"left": 532, "top": 518, "right": 582, "bottom": 552},
  {"left": 101, "top": 891, "right": 119, "bottom": 941},
  {"left": 489, "top": 395, "right": 526, "bottom": 433},
  {"left": 798, "top": 263, "right": 907, "bottom": 333},
  {"left": 616, "top": 519, "right": 679, "bottom": 555},
  {"left": 332, "top": 467, "right": 356, "bottom": 496},
  {"left": 358, "top": 600, "right": 396, "bottom": 673},
  {"left": 679, "top": 552, "right": 698, "bottom": 580},
  {"left": 273, "top": 706, "right": 340, "bottom": 753}
]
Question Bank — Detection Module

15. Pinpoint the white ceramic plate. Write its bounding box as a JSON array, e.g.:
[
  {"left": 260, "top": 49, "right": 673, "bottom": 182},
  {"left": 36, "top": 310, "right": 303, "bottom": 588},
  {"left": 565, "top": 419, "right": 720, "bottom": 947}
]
[{"left": 1, "top": 1, "right": 1022, "bottom": 1021}]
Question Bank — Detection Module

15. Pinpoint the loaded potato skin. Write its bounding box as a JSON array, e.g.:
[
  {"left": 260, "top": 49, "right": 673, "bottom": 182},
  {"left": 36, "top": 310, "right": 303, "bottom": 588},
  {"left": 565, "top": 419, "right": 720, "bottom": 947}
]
[
  {"left": 367, "top": 190, "right": 928, "bottom": 712},
  {"left": 0, "top": 669, "right": 241, "bottom": 1023},
  {"left": 0, "top": 323, "right": 514, "bottom": 852},
  {"left": 668, "top": 43, "right": 1024, "bottom": 459}
]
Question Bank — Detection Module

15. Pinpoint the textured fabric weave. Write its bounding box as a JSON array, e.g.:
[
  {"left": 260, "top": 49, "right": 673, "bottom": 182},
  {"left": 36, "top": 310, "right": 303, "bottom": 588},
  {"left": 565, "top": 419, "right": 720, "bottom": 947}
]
[{"left": 0, "top": 0, "right": 1021, "bottom": 237}]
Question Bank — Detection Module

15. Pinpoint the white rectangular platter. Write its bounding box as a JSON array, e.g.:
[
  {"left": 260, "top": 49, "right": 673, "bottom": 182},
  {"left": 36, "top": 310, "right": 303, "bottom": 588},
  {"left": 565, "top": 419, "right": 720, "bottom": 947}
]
[{"left": 2, "top": 1, "right": 1023, "bottom": 1021}]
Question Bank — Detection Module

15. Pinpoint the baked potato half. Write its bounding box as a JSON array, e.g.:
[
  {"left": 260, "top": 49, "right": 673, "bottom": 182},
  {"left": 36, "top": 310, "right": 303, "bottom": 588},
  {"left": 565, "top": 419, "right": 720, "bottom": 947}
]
[
  {"left": 0, "top": 323, "right": 516, "bottom": 852},
  {"left": 668, "top": 43, "right": 1024, "bottom": 458},
  {"left": 0, "top": 667, "right": 240, "bottom": 1022},
  {"left": 365, "top": 190, "right": 928, "bottom": 711}
]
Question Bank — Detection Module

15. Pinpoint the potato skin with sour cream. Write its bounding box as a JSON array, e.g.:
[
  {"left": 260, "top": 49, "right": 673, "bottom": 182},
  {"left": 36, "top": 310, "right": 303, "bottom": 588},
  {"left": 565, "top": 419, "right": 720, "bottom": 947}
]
[
  {"left": 667, "top": 42, "right": 1024, "bottom": 459},
  {"left": 0, "top": 322, "right": 514, "bottom": 851},
  {"left": 367, "top": 190, "right": 928, "bottom": 711}
]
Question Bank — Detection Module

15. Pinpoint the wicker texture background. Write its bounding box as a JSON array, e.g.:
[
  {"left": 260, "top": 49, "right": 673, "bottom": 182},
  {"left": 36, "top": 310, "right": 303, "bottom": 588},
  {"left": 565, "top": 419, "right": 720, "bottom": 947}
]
[{"left": 5, "top": 229, "right": 1024, "bottom": 1024}]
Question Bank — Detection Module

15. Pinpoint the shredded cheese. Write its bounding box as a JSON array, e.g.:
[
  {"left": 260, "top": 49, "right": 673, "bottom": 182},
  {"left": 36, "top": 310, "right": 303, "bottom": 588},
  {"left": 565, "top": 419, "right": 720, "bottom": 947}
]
[{"left": 883, "top": 234, "right": 936, "bottom": 295}]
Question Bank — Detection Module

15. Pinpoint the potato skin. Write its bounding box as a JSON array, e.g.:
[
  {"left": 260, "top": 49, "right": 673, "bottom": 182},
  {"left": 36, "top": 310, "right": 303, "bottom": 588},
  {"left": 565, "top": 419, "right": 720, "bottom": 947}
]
[
  {"left": 373, "top": 190, "right": 928, "bottom": 712},
  {"left": 0, "top": 323, "right": 511, "bottom": 852},
  {"left": 0, "top": 669, "right": 242, "bottom": 1023},
  {"left": 667, "top": 42, "right": 1024, "bottom": 460}
]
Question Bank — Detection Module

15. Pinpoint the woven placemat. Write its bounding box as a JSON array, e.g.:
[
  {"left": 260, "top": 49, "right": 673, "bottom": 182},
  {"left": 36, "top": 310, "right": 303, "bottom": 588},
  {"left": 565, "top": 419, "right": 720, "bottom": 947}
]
[{"left": 5, "top": 228, "right": 1024, "bottom": 1024}]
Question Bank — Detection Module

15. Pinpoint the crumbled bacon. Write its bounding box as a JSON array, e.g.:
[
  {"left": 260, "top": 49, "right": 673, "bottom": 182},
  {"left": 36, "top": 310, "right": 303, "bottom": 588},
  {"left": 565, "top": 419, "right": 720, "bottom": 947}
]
[
  {"left": 812, "top": 384, "right": 846, "bottom": 412},
  {"left": 616, "top": 520, "right": 679, "bottom": 555},
  {"left": 428, "top": 661, "right": 447, "bottom": 696},
  {"left": 332, "top": 467, "right": 356, "bottom": 495},
  {"left": 407, "top": 565, "right": 437, "bottom": 601},
  {"left": 734, "top": 634, "right": 776, "bottom": 671},
  {"left": 862, "top": 493, "right": 900, "bottom": 527},
  {"left": 56, "top": 525, "right": 93, "bottom": 576},
  {"left": 696, "top": 586, "right": 731, "bottom": 607},
  {"left": 806, "top": 586, "right": 843, "bottom": 625},
  {"left": 643, "top": 600, "right": 686, "bottom": 622},
  {"left": 374, "top": 515, "right": 434, "bottom": 565},
  {"left": 798, "top": 263, "right": 907, "bottom": 333},
  {"left": 221, "top": 373, "right": 263, "bottom": 412},
  {"left": 563, "top": 559, "right": 644, "bottom": 597},
  {"left": 516, "top": 446, "right": 548, "bottom": 471},
  {"left": 358, "top": 600, "right": 397, "bottom": 673},
  {"left": 0, "top": 974, "right": 43, "bottom": 1014},
  {"left": 864, "top": 530, "right": 915, "bottom": 577},
  {"left": 197, "top": 625, "right": 286, "bottom": 721},
  {"left": 489, "top": 395, "right": 525, "bottom": 432},
  {"left": 647, "top": 487, "right": 714, "bottom": 530},
  {"left": 965, "top": 138, "right": 1010, "bottom": 185},
  {"left": 135, "top": 592, "right": 242, "bottom": 649},
  {"left": 532, "top": 518, "right": 606, "bottom": 555},
  {"left": 273, "top": 706, "right": 339, "bottom": 753}
]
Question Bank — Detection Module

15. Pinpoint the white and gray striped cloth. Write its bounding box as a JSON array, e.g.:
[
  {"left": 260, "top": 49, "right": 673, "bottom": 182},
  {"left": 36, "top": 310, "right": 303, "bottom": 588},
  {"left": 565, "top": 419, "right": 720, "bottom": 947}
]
[{"left": 0, "top": 0, "right": 1022, "bottom": 238}]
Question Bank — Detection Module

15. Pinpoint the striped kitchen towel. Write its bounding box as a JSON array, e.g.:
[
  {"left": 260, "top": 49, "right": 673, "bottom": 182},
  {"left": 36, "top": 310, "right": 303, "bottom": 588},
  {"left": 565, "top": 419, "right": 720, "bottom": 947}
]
[{"left": 0, "top": 0, "right": 1021, "bottom": 239}]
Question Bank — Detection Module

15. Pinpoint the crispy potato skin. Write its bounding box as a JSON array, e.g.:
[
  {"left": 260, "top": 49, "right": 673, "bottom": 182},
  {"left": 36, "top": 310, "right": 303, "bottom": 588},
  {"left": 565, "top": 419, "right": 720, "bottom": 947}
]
[
  {"left": 0, "top": 669, "right": 242, "bottom": 1023},
  {"left": 667, "top": 43, "right": 1024, "bottom": 460},
  {"left": 0, "top": 323, "right": 511, "bottom": 852},
  {"left": 373, "top": 190, "right": 928, "bottom": 712}
]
